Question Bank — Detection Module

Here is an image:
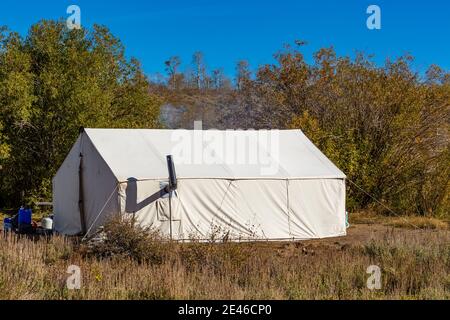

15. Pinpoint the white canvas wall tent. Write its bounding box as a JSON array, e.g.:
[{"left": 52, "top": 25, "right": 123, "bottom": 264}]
[{"left": 53, "top": 128, "right": 347, "bottom": 240}]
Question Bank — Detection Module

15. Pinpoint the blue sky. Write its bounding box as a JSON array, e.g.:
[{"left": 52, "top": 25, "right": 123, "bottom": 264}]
[{"left": 1, "top": 0, "right": 449, "bottom": 78}]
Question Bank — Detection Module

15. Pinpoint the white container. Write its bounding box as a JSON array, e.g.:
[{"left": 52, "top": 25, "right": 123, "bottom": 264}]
[{"left": 41, "top": 217, "right": 53, "bottom": 230}]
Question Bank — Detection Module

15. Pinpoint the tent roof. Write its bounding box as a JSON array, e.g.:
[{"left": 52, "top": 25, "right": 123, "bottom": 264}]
[{"left": 84, "top": 128, "right": 345, "bottom": 182}]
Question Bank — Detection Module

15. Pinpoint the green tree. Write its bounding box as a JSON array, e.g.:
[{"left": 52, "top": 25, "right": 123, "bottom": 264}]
[{"left": 0, "top": 20, "right": 161, "bottom": 206}]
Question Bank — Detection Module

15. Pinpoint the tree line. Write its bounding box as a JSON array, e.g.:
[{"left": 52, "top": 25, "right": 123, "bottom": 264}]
[{"left": 1, "top": 21, "right": 448, "bottom": 217}]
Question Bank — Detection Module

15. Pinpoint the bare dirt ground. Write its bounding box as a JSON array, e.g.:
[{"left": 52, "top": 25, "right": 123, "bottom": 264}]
[
  {"left": 265, "top": 221, "right": 449, "bottom": 258},
  {"left": 311, "top": 223, "right": 426, "bottom": 246}
]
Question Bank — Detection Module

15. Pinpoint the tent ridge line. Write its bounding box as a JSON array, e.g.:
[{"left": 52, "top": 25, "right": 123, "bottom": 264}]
[{"left": 117, "top": 177, "right": 346, "bottom": 183}]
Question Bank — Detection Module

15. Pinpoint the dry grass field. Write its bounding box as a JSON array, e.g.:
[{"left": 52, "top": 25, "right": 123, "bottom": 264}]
[{"left": 0, "top": 214, "right": 449, "bottom": 300}]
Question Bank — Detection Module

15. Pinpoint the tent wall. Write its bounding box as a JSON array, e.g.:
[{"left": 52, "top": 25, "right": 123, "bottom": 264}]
[
  {"left": 81, "top": 135, "right": 121, "bottom": 235},
  {"left": 117, "top": 178, "right": 346, "bottom": 240},
  {"left": 118, "top": 179, "right": 184, "bottom": 238},
  {"left": 288, "top": 179, "right": 346, "bottom": 238},
  {"left": 53, "top": 136, "right": 83, "bottom": 235},
  {"left": 53, "top": 133, "right": 120, "bottom": 236}
]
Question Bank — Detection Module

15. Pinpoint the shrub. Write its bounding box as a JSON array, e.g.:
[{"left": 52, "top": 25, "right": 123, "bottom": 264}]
[{"left": 82, "top": 215, "right": 168, "bottom": 264}]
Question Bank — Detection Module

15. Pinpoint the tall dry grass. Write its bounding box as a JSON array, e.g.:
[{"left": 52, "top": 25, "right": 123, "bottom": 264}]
[{"left": 0, "top": 222, "right": 449, "bottom": 300}]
